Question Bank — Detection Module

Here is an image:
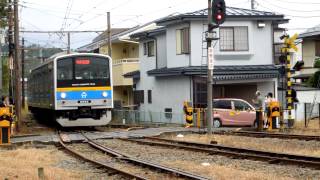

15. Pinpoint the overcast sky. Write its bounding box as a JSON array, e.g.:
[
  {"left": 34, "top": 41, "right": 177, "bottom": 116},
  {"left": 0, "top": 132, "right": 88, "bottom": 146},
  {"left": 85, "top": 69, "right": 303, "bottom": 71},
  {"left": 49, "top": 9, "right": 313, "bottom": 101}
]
[{"left": 19, "top": 0, "right": 320, "bottom": 49}]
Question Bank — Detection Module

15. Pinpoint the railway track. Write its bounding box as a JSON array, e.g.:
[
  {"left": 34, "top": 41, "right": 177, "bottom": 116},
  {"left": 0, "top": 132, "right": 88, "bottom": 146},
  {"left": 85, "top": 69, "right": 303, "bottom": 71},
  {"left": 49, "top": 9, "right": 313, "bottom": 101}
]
[
  {"left": 214, "top": 130, "right": 320, "bottom": 141},
  {"left": 124, "top": 136, "right": 320, "bottom": 169},
  {"left": 58, "top": 132, "right": 209, "bottom": 180},
  {"left": 58, "top": 132, "right": 147, "bottom": 180}
]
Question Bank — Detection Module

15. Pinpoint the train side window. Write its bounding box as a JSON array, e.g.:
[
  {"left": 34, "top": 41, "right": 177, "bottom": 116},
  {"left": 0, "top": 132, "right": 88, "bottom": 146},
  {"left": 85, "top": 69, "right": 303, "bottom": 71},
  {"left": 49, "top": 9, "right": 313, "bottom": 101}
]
[{"left": 57, "top": 58, "right": 73, "bottom": 80}]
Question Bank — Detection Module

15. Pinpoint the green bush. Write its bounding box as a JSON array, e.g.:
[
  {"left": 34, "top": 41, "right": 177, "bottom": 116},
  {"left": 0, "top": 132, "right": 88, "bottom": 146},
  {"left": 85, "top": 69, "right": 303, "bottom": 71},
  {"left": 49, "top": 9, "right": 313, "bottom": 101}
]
[
  {"left": 308, "top": 70, "right": 320, "bottom": 88},
  {"left": 307, "top": 75, "right": 315, "bottom": 87},
  {"left": 314, "top": 58, "right": 320, "bottom": 68}
]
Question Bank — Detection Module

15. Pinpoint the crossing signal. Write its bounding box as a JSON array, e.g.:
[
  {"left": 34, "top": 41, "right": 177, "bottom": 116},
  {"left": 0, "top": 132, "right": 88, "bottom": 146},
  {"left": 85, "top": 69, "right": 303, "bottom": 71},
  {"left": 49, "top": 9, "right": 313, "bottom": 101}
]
[
  {"left": 212, "top": 0, "right": 226, "bottom": 26},
  {"left": 183, "top": 101, "right": 193, "bottom": 126}
]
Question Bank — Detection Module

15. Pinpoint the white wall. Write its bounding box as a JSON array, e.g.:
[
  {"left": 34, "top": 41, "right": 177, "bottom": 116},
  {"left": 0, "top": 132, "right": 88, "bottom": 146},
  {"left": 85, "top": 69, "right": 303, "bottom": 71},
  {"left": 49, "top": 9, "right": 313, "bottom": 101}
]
[
  {"left": 295, "top": 90, "right": 320, "bottom": 120},
  {"left": 302, "top": 39, "right": 315, "bottom": 68},
  {"left": 138, "top": 77, "right": 191, "bottom": 113},
  {"left": 166, "top": 23, "right": 190, "bottom": 68},
  {"left": 257, "top": 80, "right": 276, "bottom": 99},
  {"left": 156, "top": 33, "right": 167, "bottom": 68},
  {"left": 136, "top": 37, "right": 192, "bottom": 123},
  {"left": 189, "top": 20, "right": 273, "bottom": 66}
]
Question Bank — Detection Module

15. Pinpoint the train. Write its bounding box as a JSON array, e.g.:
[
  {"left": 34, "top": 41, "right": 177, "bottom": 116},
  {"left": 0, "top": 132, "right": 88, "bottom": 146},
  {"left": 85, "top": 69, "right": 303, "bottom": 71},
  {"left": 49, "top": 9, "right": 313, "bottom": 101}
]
[{"left": 28, "top": 52, "right": 113, "bottom": 127}]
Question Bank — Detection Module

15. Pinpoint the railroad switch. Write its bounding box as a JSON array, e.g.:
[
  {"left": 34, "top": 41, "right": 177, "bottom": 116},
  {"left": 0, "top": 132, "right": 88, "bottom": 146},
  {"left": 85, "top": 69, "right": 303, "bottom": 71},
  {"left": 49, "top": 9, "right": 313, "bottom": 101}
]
[{"left": 267, "top": 101, "right": 280, "bottom": 131}]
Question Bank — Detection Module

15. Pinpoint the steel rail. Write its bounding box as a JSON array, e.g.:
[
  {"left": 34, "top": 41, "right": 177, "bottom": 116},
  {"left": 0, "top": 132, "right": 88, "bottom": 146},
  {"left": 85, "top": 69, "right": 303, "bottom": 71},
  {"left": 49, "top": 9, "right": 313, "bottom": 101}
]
[
  {"left": 81, "top": 132, "right": 209, "bottom": 180},
  {"left": 124, "top": 137, "right": 320, "bottom": 169},
  {"left": 58, "top": 133, "right": 147, "bottom": 180},
  {"left": 214, "top": 130, "right": 320, "bottom": 141}
]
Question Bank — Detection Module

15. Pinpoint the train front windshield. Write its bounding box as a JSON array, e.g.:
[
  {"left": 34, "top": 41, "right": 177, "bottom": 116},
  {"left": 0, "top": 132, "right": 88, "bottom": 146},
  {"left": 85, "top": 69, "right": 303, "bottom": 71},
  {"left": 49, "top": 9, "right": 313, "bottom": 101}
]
[{"left": 57, "top": 56, "right": 110, "bottom": 87}]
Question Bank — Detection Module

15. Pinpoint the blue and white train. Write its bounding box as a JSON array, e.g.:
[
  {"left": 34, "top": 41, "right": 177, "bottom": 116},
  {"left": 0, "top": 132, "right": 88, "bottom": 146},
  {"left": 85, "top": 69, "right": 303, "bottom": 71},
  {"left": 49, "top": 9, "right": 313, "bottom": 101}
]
[{"left": 28, "top": 53, "right": 113, "bottom": 127}]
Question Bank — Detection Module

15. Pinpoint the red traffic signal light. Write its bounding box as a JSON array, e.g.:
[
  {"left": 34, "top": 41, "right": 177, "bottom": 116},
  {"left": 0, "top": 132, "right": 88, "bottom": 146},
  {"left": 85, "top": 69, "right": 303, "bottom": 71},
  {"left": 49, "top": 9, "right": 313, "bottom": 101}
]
[
  {"left": 216, "top": 14, "right": 222, "bottom": 20},
  {"left": 212, "top": 0, "right": 226, "bottom": 25}
]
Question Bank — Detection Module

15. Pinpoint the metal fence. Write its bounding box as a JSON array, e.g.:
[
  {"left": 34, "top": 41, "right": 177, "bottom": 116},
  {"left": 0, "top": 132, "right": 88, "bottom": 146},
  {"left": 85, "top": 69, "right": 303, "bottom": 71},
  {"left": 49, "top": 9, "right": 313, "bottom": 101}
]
[{"left": 111, "top": 109, "right": 187, "bottom": 126}]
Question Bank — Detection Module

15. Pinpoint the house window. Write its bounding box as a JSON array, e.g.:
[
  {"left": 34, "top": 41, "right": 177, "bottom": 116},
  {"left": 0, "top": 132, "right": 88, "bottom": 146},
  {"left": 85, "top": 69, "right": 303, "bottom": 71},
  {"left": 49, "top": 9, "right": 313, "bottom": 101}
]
[
  {"left": 220, "top": 27, "right": 248, "bottom": 51},
  {"left": 316, "top": 41, "right": 320, "bottom": 57},
  {"left": 133, "top": 90, "right": 144, "bottom": 104},
  {"left": 147, "top": 41, "right": 155, "bottom": 57},
  {"left": 143, "top": 43, "right": 147, "bottom": 55},
  {"left": 164, "top": 108, "right": 172, "bottom": 119},
  {"left": 176, "top": 27, "right": 190, "bottom": 54},
  {"left": 148, "top": 90, "right": 152, "bottom": 103}
]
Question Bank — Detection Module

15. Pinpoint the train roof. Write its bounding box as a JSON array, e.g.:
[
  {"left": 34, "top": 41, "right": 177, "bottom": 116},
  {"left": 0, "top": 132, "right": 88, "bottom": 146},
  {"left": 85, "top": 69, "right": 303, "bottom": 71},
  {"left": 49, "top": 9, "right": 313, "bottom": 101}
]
[{"left": 30, "top": 52, "right": 111, "bottom": 73}]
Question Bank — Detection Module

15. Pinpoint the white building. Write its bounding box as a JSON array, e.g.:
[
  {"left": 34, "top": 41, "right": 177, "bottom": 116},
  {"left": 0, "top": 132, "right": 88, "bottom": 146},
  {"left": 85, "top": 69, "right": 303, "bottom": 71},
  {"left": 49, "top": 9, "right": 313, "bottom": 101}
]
[{"left": 126, "top": 7, "right": 287, "bottom": 122}]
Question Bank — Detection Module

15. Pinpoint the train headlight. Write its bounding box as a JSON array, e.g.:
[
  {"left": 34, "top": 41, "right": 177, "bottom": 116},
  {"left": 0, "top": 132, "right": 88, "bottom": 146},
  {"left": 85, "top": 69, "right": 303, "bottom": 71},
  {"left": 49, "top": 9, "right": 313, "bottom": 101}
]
[
  {"left": 102, "top": 91, "right": 108, "bottom": 98},
  {"left": 60, "top": 92, "right": 67, "bottom": 99}
]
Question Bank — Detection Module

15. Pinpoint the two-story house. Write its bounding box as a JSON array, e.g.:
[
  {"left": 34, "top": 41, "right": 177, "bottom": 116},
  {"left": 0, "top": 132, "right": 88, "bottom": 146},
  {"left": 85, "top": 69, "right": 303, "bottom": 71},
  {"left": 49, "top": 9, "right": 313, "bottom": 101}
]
[
  {"left": 77, "top": 24, "right": 157, "bottom": 108},
  {"left": 293, "top": 25, "right": 320, "bottom": 83},
  {"left": 126, "top": 7, "right": 287, "bottom": 123}
]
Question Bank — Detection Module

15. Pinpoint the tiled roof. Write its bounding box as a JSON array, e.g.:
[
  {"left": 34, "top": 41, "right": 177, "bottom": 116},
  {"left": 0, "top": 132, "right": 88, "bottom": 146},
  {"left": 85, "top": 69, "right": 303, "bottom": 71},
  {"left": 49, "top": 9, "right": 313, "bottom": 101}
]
[
  {"left": 123, "top": 70, "right": 140, "bottom": 79},
  {"left": 299, "top": 24, "right": 320, "bottom": 38},
  {"left": 146, "top": 65, "right": 279, "bottom": 81},
  {"left": 156, "top": 7, "right": 285, "bottom": 24},
  {"left": 92, "top": 28, "right": 130, "bottom": 42},
  {"left": 185, "top": 7, "right": 277, "bottom": 16},
  {"left": 130, "top": 27, "right": 166, "bottom": 38}
]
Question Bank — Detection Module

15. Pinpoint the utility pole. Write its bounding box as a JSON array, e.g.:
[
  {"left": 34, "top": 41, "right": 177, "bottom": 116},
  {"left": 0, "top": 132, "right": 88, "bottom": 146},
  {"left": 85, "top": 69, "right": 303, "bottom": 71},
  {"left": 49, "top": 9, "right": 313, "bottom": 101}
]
[
  {"left": 67, "top": 32, "right": 71, "bottom": 54},
  {"left": 107, "top": 12, "right": 112, "bottom": 57},
  {"left": 206, "top": 0, "right": 226, "bottom": 134},
  {"left": 21, "top": 38, "right": 25, "bottom": 108},
  {"left": 251, "top": 0, "right": 255, "bottom": 10},
  {"left": 207, "top": 0, "right": 213, "bottom": 134},
  {"left": 14, "top": 0, "right": 22, "bottom": 131},
  {"left": 8, "top": 0, "right": 13, "bottom": 98}
]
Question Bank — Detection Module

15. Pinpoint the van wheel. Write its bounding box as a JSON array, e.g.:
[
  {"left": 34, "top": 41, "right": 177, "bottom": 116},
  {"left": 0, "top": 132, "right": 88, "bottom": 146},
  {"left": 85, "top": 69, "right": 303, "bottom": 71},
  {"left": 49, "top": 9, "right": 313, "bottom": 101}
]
[{"left": 213, "top": 119, "right": 222, "bottom": 128}]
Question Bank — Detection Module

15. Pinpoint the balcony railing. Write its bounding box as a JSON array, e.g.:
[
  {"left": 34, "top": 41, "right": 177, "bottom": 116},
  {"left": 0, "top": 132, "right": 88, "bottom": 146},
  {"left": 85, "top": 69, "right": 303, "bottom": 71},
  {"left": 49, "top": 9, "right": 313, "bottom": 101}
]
[{"left": 113, "top": 58, "right": 139, "bottom": 65}]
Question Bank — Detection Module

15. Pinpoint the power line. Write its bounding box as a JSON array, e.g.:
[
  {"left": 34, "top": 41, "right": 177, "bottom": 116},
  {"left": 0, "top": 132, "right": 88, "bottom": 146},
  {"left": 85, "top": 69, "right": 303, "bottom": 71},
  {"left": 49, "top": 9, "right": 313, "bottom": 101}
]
[
  {"left": 20, "top": 30, "right": 104, "bottom": 33},
  {"left": 110, "top": 0, "right": 198, "bottom": 27},
  {"left": 68, "top": 0, "right": 134, "bottom": 30},
  {"left": 256, "top": 0, "right": 320, "bottom": 18},
  {"left": 258, "top": 0, "right": 320, "bottom": 13},
  {"left": 272, "top": 0, "right": 320, "bottom": 5},
  {"left": 60, "top": 0, "right": 74, "bottom": 32}
]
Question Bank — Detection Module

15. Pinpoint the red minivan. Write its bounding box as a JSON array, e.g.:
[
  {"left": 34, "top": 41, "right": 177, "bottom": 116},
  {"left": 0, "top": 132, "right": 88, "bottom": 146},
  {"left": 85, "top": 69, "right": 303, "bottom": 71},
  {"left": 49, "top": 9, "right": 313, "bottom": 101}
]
[{"left": 212, "top": 98, "right": 256, "bottom": 128}]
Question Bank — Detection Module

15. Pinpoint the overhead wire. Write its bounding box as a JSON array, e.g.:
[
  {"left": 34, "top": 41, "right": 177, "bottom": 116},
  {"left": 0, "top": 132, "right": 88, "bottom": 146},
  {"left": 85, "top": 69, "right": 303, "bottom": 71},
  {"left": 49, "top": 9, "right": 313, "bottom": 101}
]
[
  {"left": 271, "top": 0, "right": 320, "bottom": 5},
  {"left": 258, "top": 0, "right": 320, "bottom": 13},
  {"left": 256, "top": 0, "right": 320, "bottom": 18},
  {"left": 68, "top": 0, "right": 134, "bottom": 30}
]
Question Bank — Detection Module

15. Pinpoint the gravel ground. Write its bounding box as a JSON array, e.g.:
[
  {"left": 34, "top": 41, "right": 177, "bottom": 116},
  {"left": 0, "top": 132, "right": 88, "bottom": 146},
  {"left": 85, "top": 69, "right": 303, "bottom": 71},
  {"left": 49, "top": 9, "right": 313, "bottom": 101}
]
[
  {"left": 0, "top": 145, "right": 122, "bottom": 179},
  {"left": 165, "top": 134, "right": 320, "bottom": 157},
  {"left": 97, "top": 139, "right": 320, "bottom": 180},
  {"left": 67, "top": 143, "right": 185, "bottom": 180}
]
